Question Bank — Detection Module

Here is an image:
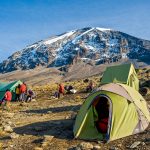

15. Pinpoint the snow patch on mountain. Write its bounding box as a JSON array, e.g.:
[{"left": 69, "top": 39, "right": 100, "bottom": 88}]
[
  {"left": 44, "top": 31, "right": 75, "bottom": 45},
  {"left": 72, "top": 28, "right": 94, "bottom": 44},
  {"left": 96, "top": 27, "right": 111, "bottom": 31},
  {"left": 0, "top": 27, "right": 150, "bottom": 73}
]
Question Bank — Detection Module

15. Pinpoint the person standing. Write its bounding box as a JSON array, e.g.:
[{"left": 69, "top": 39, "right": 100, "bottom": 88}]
[
  {"left": 15, "top": 84, "right": 20, "bottom": 101},
  {"left": 1, "top": 89, "right": 12, "bottom": 111},
  {"left": 58, "top": 83, "right": 65, "bottom": 98},
  {"left": 19, "top": 82, "right": 27, "bottom": 102}
]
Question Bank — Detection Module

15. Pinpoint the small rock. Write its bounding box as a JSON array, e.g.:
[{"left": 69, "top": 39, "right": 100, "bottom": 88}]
[
  {"left": 109, "top": 146, "right": 118, "bottom": 150},
  {"left": 143, "top": 138, "right": 150, "bottom": 143},
  {"left": 9, "top": 145, "right": 14, "bottom": 148},
  {"left": 43, "top": 135, "right": 54, "bottom": 142},
  {"left": 4, "top": 125, "right": 13, "bottom": 133},
  {"left": 34, "top": 147, "right": 43, "bottom": 150},
  {"left": 42, "top": 141, "right": 48, "bottom": 147},
  {"left": 47, "top": 111, "right": 52, "bottom": 114},
  {"left": 117, "top": 144, "right": 122, "bottom": 147},
  {"left": 74, "top": 147, "right": 81, "bottom": 150},
  {"left": 5, "top": 113, "right": 14, "bottom": 118},
  {"left": 10, "top": 133, "right": 19, "bottom": 139},
  {"left": 6, "top": 121, "right": 16, "bottom": 127},
  {"left": 32, "top": 99, "right": 36, "bottom": 102},
  {"left": 78, "top": 142, "right": 93, "bottom": 150},
  {"left": 65, "top": 116, "right": 70, "bottom": 119},
  {"left": 0, "top": 131, "right": 7, "bottom": 136},
  {"left": 97, "top": 141, "right": 102, "bottom": 144},
  {"left": 93, "top": 145, "right": 101, "bottom": 150},
  {"left": 130, "top": 141, "right": 141, "bottom": 149},
  {"left": 6, "top": 121, "right": 13, "bottom": 125}
]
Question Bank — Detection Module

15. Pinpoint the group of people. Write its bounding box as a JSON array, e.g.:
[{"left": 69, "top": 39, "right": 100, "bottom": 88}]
[
  {"left": 54, "top": 83, "right": 65, "bottom": 99},
  {"left": 15, "top": 82, "right": 27, "bottom": 102},
  {"left": 54, "top": 83, "right": 77, "bottom": 99},
  {"left": 53, "top": 80, "right": 95, "bottom": 99},
  {"left": 0, "top": 82, "right": 35, "bottom": 111},
  {"left": 1, "top": 79, "right": 94, "bottom": 110},
  {"left": 15, "top": 82, "right": 35, "bottom": 102}
]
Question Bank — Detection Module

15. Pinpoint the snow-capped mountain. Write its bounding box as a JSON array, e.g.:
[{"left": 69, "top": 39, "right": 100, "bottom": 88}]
[{"left": 0, "top": 27, "right": 150, "bottom": 73}]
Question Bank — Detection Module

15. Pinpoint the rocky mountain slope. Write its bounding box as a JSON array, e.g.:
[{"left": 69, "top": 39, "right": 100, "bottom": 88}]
[{"left": 0, "top": 27, "right": 150, "bottom": 73}]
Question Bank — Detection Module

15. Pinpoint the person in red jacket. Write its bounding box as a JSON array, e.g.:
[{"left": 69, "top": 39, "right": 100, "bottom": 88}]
[
  {"left": 1, "top": 89, "right": 12, "bottom": 111},
  {"left": 58, "top": 83, "right": 65, "bottom": 98},
  {"left": 19, "top": 82, "right": 27, "bottom": 102}
]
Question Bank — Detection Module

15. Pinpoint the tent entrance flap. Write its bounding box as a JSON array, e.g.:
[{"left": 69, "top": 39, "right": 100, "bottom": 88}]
[{"left": 92, "top": 94, "right": 112, "bottom": 141}]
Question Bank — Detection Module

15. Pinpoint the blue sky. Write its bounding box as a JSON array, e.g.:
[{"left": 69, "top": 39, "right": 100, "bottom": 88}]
[{"left": 0, "top": 0, "right": 150, "bottom": 61}]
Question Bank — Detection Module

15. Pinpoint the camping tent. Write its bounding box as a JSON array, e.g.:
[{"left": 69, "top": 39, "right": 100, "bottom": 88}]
[
  {"left": 0, "top": 80, "right": 22, "bottom": 101},
  {"left": 100, "top": 63, "right": 139, "bottom": 91},
  {"left": 73, "top": 83, "right": 150, "bottom": 142}
]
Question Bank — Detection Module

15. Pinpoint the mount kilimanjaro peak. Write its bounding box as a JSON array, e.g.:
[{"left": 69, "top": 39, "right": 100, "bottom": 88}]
[{"left": 0, "top": 27, "right": 150, "bottom": 73}]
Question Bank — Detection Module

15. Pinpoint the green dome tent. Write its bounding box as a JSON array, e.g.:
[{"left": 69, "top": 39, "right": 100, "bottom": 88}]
[
  {"left": 0, "top": 80, "right": 22, "bottom": 101},
  {"left": 73, "top": 83, "right": 150, "bottom": 142},
  {"left": 100, "top": 63, "right": 139, "bottom": 91}
]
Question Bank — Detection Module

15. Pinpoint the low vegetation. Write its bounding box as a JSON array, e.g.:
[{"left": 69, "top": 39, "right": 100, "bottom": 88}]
[{"left": 0, "top": 68, "right": 149, "bottom": 150}]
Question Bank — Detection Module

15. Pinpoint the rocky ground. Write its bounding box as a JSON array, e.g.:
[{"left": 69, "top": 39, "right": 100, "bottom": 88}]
[
  {"left": 0, "top": 88, "right": 150, "bottom": 150},
  {"left": 0, "top": 68, "right": 150, "bottom": 150}
]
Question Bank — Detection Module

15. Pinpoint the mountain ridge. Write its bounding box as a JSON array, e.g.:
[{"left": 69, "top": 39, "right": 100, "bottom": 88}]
[{"left": 0, "top": 27, "right": 150, "bottom": 73}]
